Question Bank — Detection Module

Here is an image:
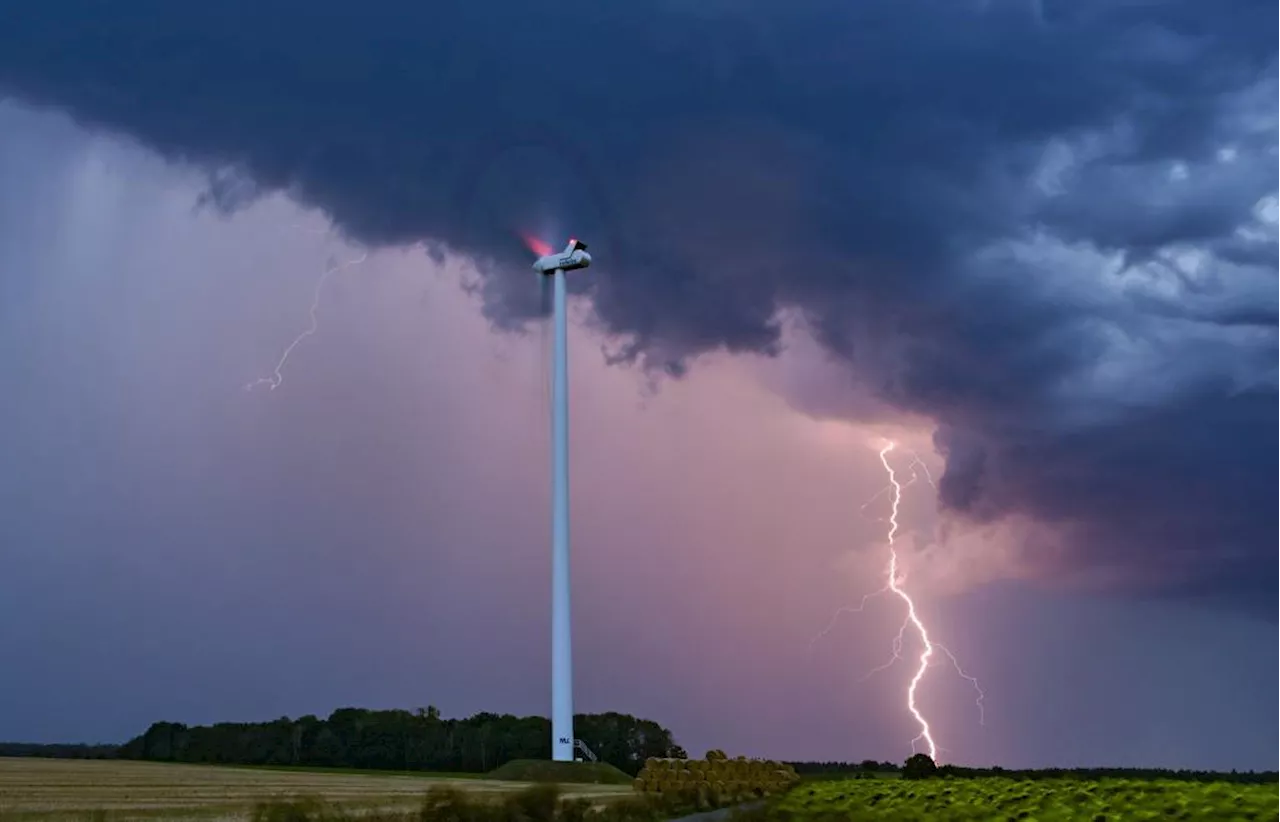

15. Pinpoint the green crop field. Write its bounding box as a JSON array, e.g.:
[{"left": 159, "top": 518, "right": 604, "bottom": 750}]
[{"left": 763, "top": 777, "right": 1279, "bottom": 821}]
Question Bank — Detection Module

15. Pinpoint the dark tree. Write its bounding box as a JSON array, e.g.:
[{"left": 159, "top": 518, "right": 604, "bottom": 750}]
[{"left": 902, "top": 753, "right": 938, "bottom": 780}]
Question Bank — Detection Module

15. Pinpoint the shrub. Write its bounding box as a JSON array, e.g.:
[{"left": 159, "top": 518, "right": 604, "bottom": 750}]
[
  {"left": 508, "top": 783, "right": 563, "bottom": 822},
  {"left": 419, "top": 786, "right": 490, "bottom": 822},
  {"left": 252, "top": 797, "right": 352, "bottom": 822}
]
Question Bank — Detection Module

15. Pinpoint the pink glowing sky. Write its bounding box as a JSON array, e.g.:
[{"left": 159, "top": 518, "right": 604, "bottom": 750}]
[{"left": 0, "top": 102, "right": 1273, "bottom": 771}]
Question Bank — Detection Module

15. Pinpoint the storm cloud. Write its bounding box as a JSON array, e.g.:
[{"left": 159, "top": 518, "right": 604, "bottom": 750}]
[{"left": 1, "top": 0, "right": 1275, "bottom": 612}]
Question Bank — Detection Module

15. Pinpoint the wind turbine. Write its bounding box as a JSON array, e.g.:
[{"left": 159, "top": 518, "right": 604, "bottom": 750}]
[{"left": 529, "top": 236, "right": 592, "bottom": 762}]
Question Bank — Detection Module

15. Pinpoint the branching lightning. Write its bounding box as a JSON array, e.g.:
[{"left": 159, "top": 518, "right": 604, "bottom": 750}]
[
  {"left": 812, "top": 440, "right": 984, "bottom": 764},
  {"left": 244, "top": 240, "right": 368, "bottom": 392}
]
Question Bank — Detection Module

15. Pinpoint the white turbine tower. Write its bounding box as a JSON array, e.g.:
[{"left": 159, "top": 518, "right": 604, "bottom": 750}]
[{"left": 531, "top": 237, "right": 592, "bottom": 762}]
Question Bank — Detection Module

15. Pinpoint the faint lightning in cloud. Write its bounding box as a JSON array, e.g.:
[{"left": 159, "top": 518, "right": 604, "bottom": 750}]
[
  {"left": 244, "top": 235, "right": 368, "bottom": 392},
  {"left": 905, "top": 449, "right": 938, "bottom": 490},
  {"left": 812, "top": 441, "right": 985, "bottom": 762}
]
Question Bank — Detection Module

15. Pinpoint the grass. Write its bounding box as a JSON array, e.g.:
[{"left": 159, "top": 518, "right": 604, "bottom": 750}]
[
  {"left": 486, "top": 761, "right": 634, "bottom": 786},
  {"left": 0, "top": 757, "right": 633, "bottom": 821},
  {"left": 755, "top": 776, "right": 1280, "bottom": 821}
]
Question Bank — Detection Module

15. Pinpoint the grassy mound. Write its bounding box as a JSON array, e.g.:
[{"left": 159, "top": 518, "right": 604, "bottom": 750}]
[{"left": 486, "top": 759, "right": 633, "bottom": 785}]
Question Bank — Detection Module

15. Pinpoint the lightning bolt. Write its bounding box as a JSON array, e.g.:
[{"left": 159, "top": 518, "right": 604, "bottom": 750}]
[
  {"left": 244, "top": 237, "right": 368, "bottom": 392},
  {"left": 808, "top": 449, "right": 938, "bottom": 647},
  {"left": 812, "top": 441, "right": 984, "bottom": 764},
  {"left": 878, "top": 441, "right": 947, "bottom": 759}
]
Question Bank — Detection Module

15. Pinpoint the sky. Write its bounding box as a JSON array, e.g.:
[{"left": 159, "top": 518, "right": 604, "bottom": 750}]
[{"left": 0, "top": 0, "right": 1276, "bottom": 771}]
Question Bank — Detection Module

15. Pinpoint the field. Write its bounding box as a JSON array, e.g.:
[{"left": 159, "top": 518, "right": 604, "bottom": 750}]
[
  {"left": 0, "top": 758, "right": 633, "bottom": 821},
  {"left": 766, "top": 776, "right": 1280, "bottom": 821}
]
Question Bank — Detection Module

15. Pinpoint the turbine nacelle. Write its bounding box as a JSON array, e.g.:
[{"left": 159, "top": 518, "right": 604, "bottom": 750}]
[{"left": 533, "top": 238, "right": 592, "bottom": 275}]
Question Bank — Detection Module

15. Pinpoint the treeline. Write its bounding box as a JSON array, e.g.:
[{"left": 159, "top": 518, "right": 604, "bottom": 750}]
[
  {"left": 787, "top": 759, "right": 900, "bottom": 776},
  {"left": 0, "top": 742, "right": 120, "bottom": 759},
  {"left": 118, "top": 707, "right": 686, "bottom": 776}
]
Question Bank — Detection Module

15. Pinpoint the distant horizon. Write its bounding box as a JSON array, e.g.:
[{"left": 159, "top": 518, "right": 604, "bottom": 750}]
[
  {"left": 2, "top": 741, "right": 1277, "bottom": 777},
  {"left": 4, "top": 704, "right": 1279, "bottom": 776}
]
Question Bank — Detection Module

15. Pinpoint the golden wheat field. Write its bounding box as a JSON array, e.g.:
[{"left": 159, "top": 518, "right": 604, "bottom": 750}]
[{"left": 0, "top": 758, "right": 632, "bottom": 821}]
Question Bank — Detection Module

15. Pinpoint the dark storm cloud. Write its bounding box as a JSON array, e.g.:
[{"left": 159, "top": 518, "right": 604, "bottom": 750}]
[{"left": 1, "top": 0, "right": 1275, "bottom": 611}]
